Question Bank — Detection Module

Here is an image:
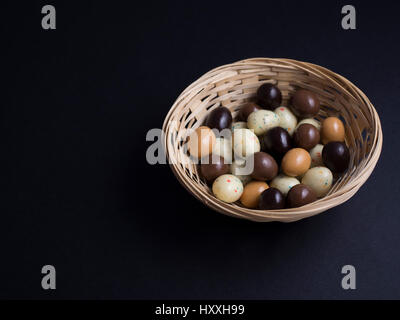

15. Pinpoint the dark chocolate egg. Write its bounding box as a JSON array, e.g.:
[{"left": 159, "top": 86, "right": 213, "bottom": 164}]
[
  {"left": 257, "top": 84, "right": 282, "bottom": 110},
  {"left": 293, "top": 123, "right": 320, "bottom": 150},
  {"left": 206, "top": 107, "right": 232, "bottom": 132},
  {"left": 291, "top": 89, "right": 320, "bottom": 118},
  {"left": 239, "top": 102, "right": 261, "bottom": 121},
  {"left": 258, "top": 188, "right": 285, "bottom": 210},
  {"left": 250, "top": 152, "right": 278, "bottom": 181},
  {"left": 263, "top": 127, "right": 292, "bottom": 159},
  {"left": 287, "top": 184, "right": 317, "bottom": 208},
  {"left": 322, "top": 141, "right": 350, "bottom": 173},
  {"left": 200, "top": 156, "right": 230, "bottom": 182}
]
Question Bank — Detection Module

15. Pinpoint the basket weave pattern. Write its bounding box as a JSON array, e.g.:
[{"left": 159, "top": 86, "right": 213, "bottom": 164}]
[{"left": 162, "top": 58, "right": 383, "bottom": 222}]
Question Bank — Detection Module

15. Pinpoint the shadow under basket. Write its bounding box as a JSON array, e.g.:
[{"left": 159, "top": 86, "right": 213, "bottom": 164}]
[{"left": 162, "top": 58, "right": 383, "bottom": 222}]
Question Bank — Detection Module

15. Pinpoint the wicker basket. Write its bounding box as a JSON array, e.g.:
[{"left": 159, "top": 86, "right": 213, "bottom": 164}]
[{"left": 162, "top": 58, "right": 383, "bottom": 222}]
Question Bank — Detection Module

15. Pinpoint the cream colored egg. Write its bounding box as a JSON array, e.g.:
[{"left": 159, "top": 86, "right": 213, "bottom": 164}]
[
  {"left": 274, "top": 106, "right": 298, "bottom": 136},
  {"left": 212, "top": 174, "right": 244, "bottom": 203},
  {"left": 270, "top": 174, "right": 300, "bottom": 196},
  {"left": 309, "top": 144, "right": 324, "bottom": 168},
  {"left": 230, "top": 159, "right": 252, "bottom": 185},
  {"left": 296, "top": 118, "right": 321, "bottom": 131},
  {"left": 301, "top": 166, "right": 333, "bottom": 198},
  {"left": 231, "top": 121, "right": 247, "bottom": 131},
  {"left": 212, "top": 137, "right": 232, "bottom": 163},
  {"left": 232, "top": 128, "right": 260, "bottom": 158},
  {"left": 247, "top": 110, "right": 280, "bottom": 136}
]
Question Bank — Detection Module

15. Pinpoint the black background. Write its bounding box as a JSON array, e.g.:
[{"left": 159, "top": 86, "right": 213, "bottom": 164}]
[{"left": 0, "top": 0, "right": 398, "bottom": 299}]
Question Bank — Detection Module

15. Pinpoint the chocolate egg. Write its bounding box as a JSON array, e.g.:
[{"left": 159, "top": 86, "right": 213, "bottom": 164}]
[
  {"left": 230, "top": 159, "right": 252, "bottom": 185},
  {"left": 250, "top": 152, "right": 278, "bottom": 181},
  {"left": 206, "top": 106, "right": 233, "bottom": 132},
  {"left": 293, "top": 123, "right": 320, "bottom": 150},
  {"left": 258, "top": 188, "right": 285, "bottom": 210},
  {"left": 321, "top": 117, "right": 345, "bottom": 144},
  {"left": 301, "top": 166, "right": 333, "bottom": 197},
  {"left": 263, "top": 127, "right": 292, "bottom": 159},
  {"left": 240, "top": 181, "right": 269, "bottom": 208},
  {"left": 322, "top": 142, "right": 350, "bottom": 173},
  {"left": 212, "top": 174, "right": 243, "bottom": 203},
  {"left": 281, "top": 148, "right": 311, "bottom": 177},
  {"left": 239, "top": 102, "right": 261, "bottom": 121},
  {"left": 247, "top": 110, "right": 280, "bottom": 136},
  {"left": 309, "top": 144, "right": 324, "bottom": 167},
  {"left": 291, "top": 89, "right": 320, "bottom": 118},
  {"left": 187, "top": 126, "right": 216, "bottom": 158},
  {"left": 270, "top": 174, "right": 300, "bottom": 196},
  {"left": 257, "top": 84, "right": 282, "bottom": 110},
  {"left": 212, "top": 137, "right": 232, "bottom": 163},
  {"left": 233, "top": 128, "right": 260, "bottom": 158},
  {"left": 200, "top": 156, "right": 230, "bottom": 182},
  {"left": 274, "top": 106, "right": 298, "bottom": 136},
  {"left": 287, "top": 184, "right": 317, "bottom": 208}
]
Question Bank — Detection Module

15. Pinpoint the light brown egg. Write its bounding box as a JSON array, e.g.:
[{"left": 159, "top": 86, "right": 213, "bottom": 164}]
[
  {"left": 240, "top": 181, "right": 269, "bottom": 208},
  {"left": 281, "top": 148, "right": 311, "bottom": 177},
  {"left": 321, "top": 117, "right": 345, "bottom": 144},
  {"left": 187, "top": 126, "right": 216, "bottom": 158}
]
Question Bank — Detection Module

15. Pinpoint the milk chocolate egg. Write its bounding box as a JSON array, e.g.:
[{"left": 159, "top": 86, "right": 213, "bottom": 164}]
[
  {"left": 291, "top": 90, "right": 320, "bottom": 118},
  {"left": 322, "top": 141, "right": 350, "bottom": 173},
  {"left": 263, "top": 127, "right": 292, "bottom": 159},
  {"left": 250, "top": 152, "right": 278, "bottom": 181},
  {"left": 233, "top": 128, "right": 260, "bottom": 158},
  {"left": 206, "top": 106, "right": 233, "bottom": 132},
  {"left": 309, "top": 144, "right": 324, "bottom": 167},
  {"left": 321, "top": 117, "right": 345, "bottom": 144},
  {"left": 187, "top": 126, "right": 216, "bottom": 158},
  {"left": 301, "top": 167, "right": 333, "bottom": 198},
  {"left": 270, "top": 174, "right": 300, "bottom": 196},
  {"left": 287, "top": 184, "right": 317, "bottom": 208},
  {"left": 212, "top": 137, "right": 232, "bottom": 163},
  {"left": 239, "top": 102, "right": 261, "bottom": 121},
  {"left": 200, "top": 156, "right": 230, "bottom": 182},
  {"left": 247, "top": 110, "right": 280, "bottom": 136},
  {"left": 274, "top": 106, "right": 298, "bottom": 136},
  {"left": 293, "top": 123, "right": 320, "bottom": 150},
  {"left": 230, "top": 159, "right": 252, "bottom": 185},
  {"left": 257, "top": 84, "right": 282, "bottom": 110},
  {"left": 296, "top": 118, "right": 321, "bottom": 131},
  {"left": 258, "top": 188, "right": 285, "bottom": 210},
  {"left": 231, "top": 122, "right": 247, "bottom": 131},
  {"left": 240, "top": 181, "right": 269, "bottom": 208},
  {"left": 281, "top": 148, "right": 311, "bottom": 177},
  {"left": 212, "top": 174, "right": 243, "bottom": 203}
]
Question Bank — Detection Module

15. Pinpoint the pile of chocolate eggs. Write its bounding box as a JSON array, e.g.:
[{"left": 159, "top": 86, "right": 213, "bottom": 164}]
[{"left": 187, "top": 83, "right": 350, "bottom": 210}]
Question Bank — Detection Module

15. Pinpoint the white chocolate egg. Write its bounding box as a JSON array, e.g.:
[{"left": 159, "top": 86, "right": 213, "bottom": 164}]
[
  {"left": 231, "top": 121, "right": 247, "bottom": 131},
  {"left": 230, "top": 159, "right": 252, "bottom": 185},
  {"left": 301, "top": 166, "right": 333, "bottom": 198},
  {"left": 232, "top": 128, "right": 260, "bottom": 158},
  {"left": 212, "top": 137, "right": 232, "bottom": 163},
  {"left": 309, "top": 144, "right": 324, "bottom": 168},
  {"left": 212, "top": 174, "right": 244, "bottom": 203},
  {"left": 296, "top": 118, "right": 321, "bottom": 131},
  {"left": 270, "top": 174, "right": 300, "bottom": 196},
  {"left": 247, "top": 110, "right": 280, "bottom": 136},
  {"left": 274, "top": 106, "right": 297, "bottom": 136}
]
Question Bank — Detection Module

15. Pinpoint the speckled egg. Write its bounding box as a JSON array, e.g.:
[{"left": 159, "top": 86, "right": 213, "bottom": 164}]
[
  {"left": 296, "top": 118, "right": 321, "bottom": 131},
  {"left": 231, "top": 122, "right": 247, "bottom": 131},
  {"left": 212, "top": 174, "right": 244, "bottom": 203},
  {"left": 309, "top": 144, "right": 324, "bottom": 168},
  {"left": 270, "top": 174, "right": 300, "bottom": 196},
  {"left": 281, "top": 148, "right": 311, "bottom": 177},
  {"left": 212, "top": 137, "right": 232, "bottom": 163},
  {"left": 274, "top": 106, "right": 298, "bottom": 136},
  {"left": 187, "top": 126, "right": 216, "bottom": 158},
  {"left": 247, "top": 110, "right": 280, "bottom": 136},
  {"left": 232, "top": 128, "right": 260, "bottom": 158},
  {"left": 240, "top": 181, "right": 269, "bottom": 208},
  {"left": 230, "top": 159, "right": 252, "bottom": 185},
  {"left": 301, "top": 166, "right": 333, "bottom": 198}
]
